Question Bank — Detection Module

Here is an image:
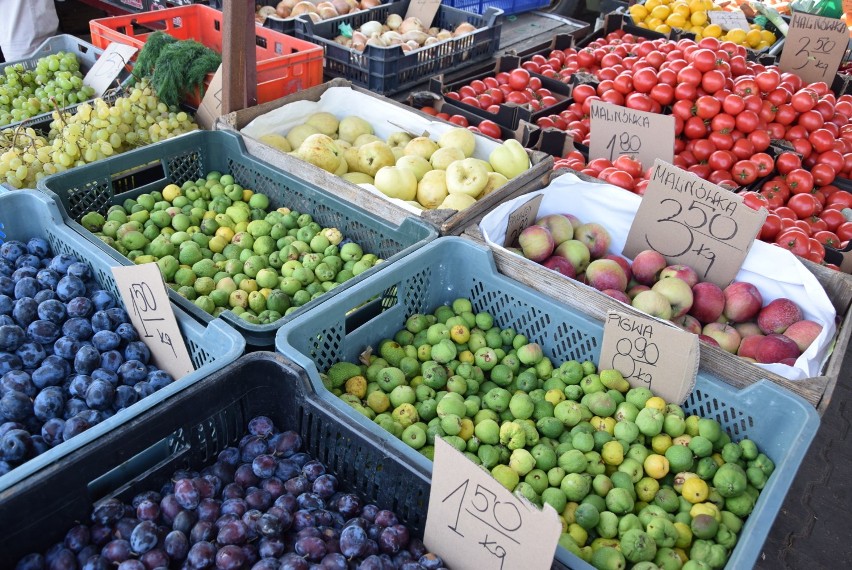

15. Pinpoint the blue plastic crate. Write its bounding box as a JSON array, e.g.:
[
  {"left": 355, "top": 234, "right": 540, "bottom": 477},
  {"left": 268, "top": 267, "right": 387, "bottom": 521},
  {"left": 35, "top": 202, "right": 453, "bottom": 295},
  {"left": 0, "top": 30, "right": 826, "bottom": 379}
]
[
  {"left": 275, "top": 237, "right": 820, "bottom": 569},
  {"left": 37, "top": 129, "right": 437, "bottom": 346},
  {"left": 0, "top": 191, "right": 245, "bottom": 493},
  {"left": 443, "top": 0, "right": 550, "bottom": 15}
]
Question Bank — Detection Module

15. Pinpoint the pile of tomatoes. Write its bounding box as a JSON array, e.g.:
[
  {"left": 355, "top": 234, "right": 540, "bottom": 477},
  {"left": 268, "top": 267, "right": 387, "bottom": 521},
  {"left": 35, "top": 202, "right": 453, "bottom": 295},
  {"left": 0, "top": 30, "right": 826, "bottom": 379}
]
[{"left": 442, "top": 68, "right": 563, "bottom": 114}]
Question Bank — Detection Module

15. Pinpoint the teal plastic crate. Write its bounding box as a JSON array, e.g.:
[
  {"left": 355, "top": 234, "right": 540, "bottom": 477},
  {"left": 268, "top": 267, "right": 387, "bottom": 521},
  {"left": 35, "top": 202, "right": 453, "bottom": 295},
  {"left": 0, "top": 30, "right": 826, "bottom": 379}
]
[
  {"left": 275, "top": 237, "right": 820, "bottom": 570},
  {"left": 0, "top": 190, "right": 245, "bottom": 493},
  {"left": 37, "top": 129, "right": 437, "bottom": 346}
]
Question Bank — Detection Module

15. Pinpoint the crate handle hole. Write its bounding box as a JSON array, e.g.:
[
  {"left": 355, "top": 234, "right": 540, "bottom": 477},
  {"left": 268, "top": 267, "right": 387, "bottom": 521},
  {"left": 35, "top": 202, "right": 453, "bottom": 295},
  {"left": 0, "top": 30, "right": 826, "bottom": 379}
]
[
  {"left": 110, "top": 161, "right": 168, "bottom": 196},
  {"left": 87, "top": 436, "right": 188, "bottom": 501},
  {"left": 256, "top": 36, "right": 268, "bottom": 49}
]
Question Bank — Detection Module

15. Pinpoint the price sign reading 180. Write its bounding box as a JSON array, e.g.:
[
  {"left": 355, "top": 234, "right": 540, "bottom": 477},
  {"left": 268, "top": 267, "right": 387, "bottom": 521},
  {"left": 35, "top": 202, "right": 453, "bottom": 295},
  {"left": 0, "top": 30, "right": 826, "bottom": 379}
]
[
  {"left": 424, "top": 439, "right": 561, "bottom": 570},
  {"left": 589, "top": 100, "right": 675, "bottom": 169}
]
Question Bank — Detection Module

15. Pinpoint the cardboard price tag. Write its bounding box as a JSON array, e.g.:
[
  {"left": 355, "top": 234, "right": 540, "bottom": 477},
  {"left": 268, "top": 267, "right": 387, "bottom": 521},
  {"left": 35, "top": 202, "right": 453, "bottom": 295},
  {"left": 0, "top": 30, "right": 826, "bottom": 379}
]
[
  {"left": 589, "top": 100, "right": 675, "bottom": 169},
  {"left": 503, "top": 194, "right": 543, "bottom": 247},
  {"left": 83, "top": 42, "right": 138, "bottom": 97},
  {"left": 600, "top": 310, "right": 698, "bottom": 404},
  {"left": 779, "top": 12, "right": 848, "bottom": 85},
  {"left": 424, "top": 438, "right": 561, "bottom": 570},
  {"left": 111, "top": 263, "right": 195, "bottom": 380},
  {"left": 623, "top": 160, "right": 766, "bottom": 288},
  {"left": 196, "top": 65, "right": 223, "bottom": 131},
  {"left": 708, "top": 10, "right": 751, "bottom": 31},
  {"left": 404, "top": 0, "right": 443, "bottom": 30}
]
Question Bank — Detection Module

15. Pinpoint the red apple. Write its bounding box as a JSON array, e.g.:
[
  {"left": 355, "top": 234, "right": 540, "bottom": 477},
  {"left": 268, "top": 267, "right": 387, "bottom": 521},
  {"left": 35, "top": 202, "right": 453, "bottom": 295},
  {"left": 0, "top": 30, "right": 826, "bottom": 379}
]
[
  {"left": 659, "top": 264, "right": 699, "bottom": 288},
  {"left": 782, "top": 319, "right": 823, "bottom": 352},
  {"left": 535, "top": 214, "right": 575, "bottom": 246},
  {"left": 574, "top": 223, "right": 611, "bottom": 259},
  {"left": 518, "top": 225, "right": 555, "bottom": 262},
  {"left": 689, "top": 282, "right": 725, "bottom": 324},
  {"left": 586, "top": 259, "right": 629, "bottom": 292},
  {"left": 603, "top": 289, "right": 631, "bottom": 303},
  {"left": 736, "top": 334, "right": 764, "bottom": 359},
  {"left": 631, "top": 250, "right": 667, "bottom": 285},
  {"left": 604, "top": 254, "right": 633, "bottom": 282},
  {"left": 542, "top": 255, "right": 577, "bottom": 278},
  {"left": 651, "top": 277, "right": 694, "bottom": 318},
  {"left": 757, "top": 298, "right": 804, "bottom": 334},
  {"left": 702, "top": 322, "right": 742, "bottom": 353},
  {"left": 755, "top": 334, "right": 801, "bottom": 364},
  {"left": 699, "top": 334, "right": 720, "bottom": 348},
  {"left": 723, "top": 282, "right": 763, "bottom": 323}
]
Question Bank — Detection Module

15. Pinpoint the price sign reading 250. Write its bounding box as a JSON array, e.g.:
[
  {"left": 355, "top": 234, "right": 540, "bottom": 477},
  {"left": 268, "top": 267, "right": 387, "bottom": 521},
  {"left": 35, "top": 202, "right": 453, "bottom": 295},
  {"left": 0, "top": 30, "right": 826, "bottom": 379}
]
[
  {"left": 623, "top": 160, "right": 765, "bottom": 288},
  {"left": 443, "top": 478, "right": 522, "bottom": 569}
]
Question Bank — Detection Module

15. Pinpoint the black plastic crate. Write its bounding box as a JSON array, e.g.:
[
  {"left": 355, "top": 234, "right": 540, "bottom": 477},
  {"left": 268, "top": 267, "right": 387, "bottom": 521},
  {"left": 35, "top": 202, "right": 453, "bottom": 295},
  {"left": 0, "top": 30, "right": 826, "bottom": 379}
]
[
  {"left": 0, "top": 352, "right": 432, "bottom": 566},
  {"left": 293, "top": 0, "right": 503, "bottom": 95}
]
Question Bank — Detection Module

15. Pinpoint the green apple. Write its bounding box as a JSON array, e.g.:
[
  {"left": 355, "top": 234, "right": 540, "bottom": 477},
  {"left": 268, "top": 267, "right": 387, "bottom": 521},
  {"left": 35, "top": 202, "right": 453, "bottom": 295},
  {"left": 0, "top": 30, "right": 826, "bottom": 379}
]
[
  {"left": 446, "top": 157, "right": 489, "bottom": 197},
  {"left": 354, "top": 133, "right": 382, "bottom": 147},
  {"left": 285, "top": 123, "right": 320, "bottom": 150},
  {"left": 489, "top": 139, "right": 531, "bottom": 179},
  {"left": 342, "top": 172, "right": 374, "bottom": 185},
  {"left": 305, "top": 112, "right": 339, "bottom": 136},
  {"left": 430, "top": 147, "right": 465, "bottom": 171},
  {"left": 416, "top": 170, "right": 448, "bottom": 209},
  {"left": 356, "top": 141, "right": 396, "bottom": 177},
  {"left": 338, "top": 116, "right": 373, "bottom": 143},
  {"left": 387, "top": 131, "right": 414, "bottom": 148},
  {"left": 396, "top": 155, "right": 432, "bottom": 181},
  {"left": 478, "top": 171, "right": 508, "bottom": 198},
  {"left": 404, "top": 136, "right": 440, "bottom": 160},
  {"left": 374, "top": 166, "right": 417, "bottom": 201},
  {"left": 439, "top": 193, "right": 476, "bottom": 211},
  {"left": 296, "top": 134, "right": 344, "bottom": 173},
  {"left": 438, "top": 127, "right": 476, "bottom": 157},
  {"left": 258, "top": 133, "right": 291, "bottom": 152}
]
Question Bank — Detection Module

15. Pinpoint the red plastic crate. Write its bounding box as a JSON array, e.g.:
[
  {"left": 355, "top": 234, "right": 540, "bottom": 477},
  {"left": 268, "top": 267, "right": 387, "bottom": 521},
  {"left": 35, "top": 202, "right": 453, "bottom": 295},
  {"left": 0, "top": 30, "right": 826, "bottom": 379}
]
[{"left": 89, "top": 4, "right": 323, "bottom": 106}]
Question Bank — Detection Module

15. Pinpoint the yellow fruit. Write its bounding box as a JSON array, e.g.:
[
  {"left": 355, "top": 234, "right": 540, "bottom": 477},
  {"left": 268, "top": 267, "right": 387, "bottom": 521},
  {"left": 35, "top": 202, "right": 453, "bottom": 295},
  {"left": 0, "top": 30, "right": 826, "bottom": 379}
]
[
  {"left": 215, "top": 226, "right": 235, "bottom": 242},
  {"left": 701, "top": 0, "right": 714, "bottom": 9},
  {"left": 208, "top": 235, "right": 227, "bottom": 254},
  {"left": 545, "top": 389, "right": 565, "bottom": 406},
  {"left": 645, "top": 396, "right": 666, "bottom": 411},
  {"left": 688, "top": 0, "right": 704, "bottom": 12},
  {"left": 630, "top": 4, "right": 649, "bottom": 21},
  {"left": 666, "top": 13, "right": 687, "bottom": 28},
  {"left": 651, "top": 4, "right": 671, "bottom": 19},
  {"left": 559, "top": 516, "right": 568, "bottom": 533},
  {"left": 450, "top": 324, "right": 470, "bottom": 344},
  {"left": 726, "top": 29, "right": 747, "bottom": 44},
  {"left": 646, "top": 17, "right": 664, "bottom": 29},
  {"left": 656, "top": 23, "right": 672, "bottom": 34},
  {"left": 672, "top": 3, "right": 691, "bottom": 17},
  {"left": 691, "top": 30, "right": 703, "bottom": 40},
  {"left": 644, "top": 454, "right": 670, "bottom": 479},
  {"left": 761, "top": 29, "right": 777, "bottom": 43},
  {"left": 746, "top": 29, "right": 763, "bottom": 48},
  {"left": 636, "top": 21, "right": 650, "bottom": 28},
  {"left": 458, "top": 350, "right": 474, "bottom": 364},
  {"left": 563, "top": 502, "right": 579, "bottom": 524},
  {"left": 690, "top": 502, "right": 721, "bottom": 522},
  {"left": 681, "top": 477, "right": 709, "bottom": 504},
  {"left": 652, "top": 434, "right": 673, "bottom": 455},
  {"left": 674, "top": 522, "right": 693, "bottom": 549},
  {"left": 458, "top": 417, "right": 474, "bottom": 440},
  {"left": 602, "top": 441, "right": 625, "bottom": 466},
  {"left": 162, "top": 184, "right": 182, "bottom": 202},
  {"left": 690, "top": 11, "right": 707, "bottom": 25},
  {"left": 568, "top": 524, "right": 588, "bottom": 547},
  {"left": 703, "top": 23, "right": 722, "bottom": 37},
  {"left": 645, "top": 0, "right": 662, "bottom": 10},
  {"left": 757, "top": 40, "right": 771, "bottom": 50},
  {"left": 241, "top": 189, "right": 254, "bottom": 202}
]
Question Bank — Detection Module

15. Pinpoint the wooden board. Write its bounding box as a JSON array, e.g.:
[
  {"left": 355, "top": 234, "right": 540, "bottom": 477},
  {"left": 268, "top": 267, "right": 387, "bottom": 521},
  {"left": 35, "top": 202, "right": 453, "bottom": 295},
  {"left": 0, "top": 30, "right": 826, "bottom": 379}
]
[{"left": 462, "top": 223, "right": 852, "bottom": 413}]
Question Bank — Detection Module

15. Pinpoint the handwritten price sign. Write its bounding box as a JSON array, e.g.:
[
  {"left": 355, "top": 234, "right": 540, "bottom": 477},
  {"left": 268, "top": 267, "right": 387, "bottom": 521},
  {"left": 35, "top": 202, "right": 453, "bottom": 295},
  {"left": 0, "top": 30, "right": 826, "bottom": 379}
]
[
  {"left": 623, "top": 160, "right": 766, "bottom": 288},
  {"left": 600, "top": 310, "right": 698, "bottom": 404},
  {"left": 503, "top": 194, "right": 543, "bottom": 247},
  {"left": 589, "top": 100, "right": 675, "bottom": 168},
  {"left": 779, "top": 12, "right": 848, "bottom": 85},
  {"left": 83, "top": 42, "right": 137, "bottom": 98},
  {"left": 111, "top": 263, "right": 194, "bottom": 379},
  {"left": 708, "top": 10, "right": 750, "bottom": 32},
  {"left": 424, "top": 438, "right": 561, "bottom": 570}
]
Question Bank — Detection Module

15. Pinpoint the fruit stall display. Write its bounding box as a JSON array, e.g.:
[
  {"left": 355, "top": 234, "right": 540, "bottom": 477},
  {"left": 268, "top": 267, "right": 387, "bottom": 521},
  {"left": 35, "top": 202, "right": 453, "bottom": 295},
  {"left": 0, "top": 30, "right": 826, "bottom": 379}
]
[
  {"left": 275, "top": 237, "right": 820, "bottom": 569},
  {"left": 218, "top": 79, "right": 554, "bottom": 236},
  {"left": 470, "top": 176, "right": 848, "bottom": 406},
  {"left": 36, "top": 130, "right": 437, "bottom": 347},
  {"left": 0, "top": 190, "right": 245, "bottom": 494}
]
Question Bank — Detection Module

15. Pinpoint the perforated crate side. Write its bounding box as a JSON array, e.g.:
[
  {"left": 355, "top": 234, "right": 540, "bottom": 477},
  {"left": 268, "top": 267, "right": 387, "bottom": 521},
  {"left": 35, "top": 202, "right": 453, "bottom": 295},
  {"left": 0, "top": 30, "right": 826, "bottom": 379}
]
[{"left": 684, "top": 387, "right": 755, "bottom": 440}]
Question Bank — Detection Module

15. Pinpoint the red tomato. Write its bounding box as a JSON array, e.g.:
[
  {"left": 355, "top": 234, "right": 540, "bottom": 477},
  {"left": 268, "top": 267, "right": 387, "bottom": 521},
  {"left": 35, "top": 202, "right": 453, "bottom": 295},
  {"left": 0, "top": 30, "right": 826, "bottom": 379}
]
[
  {"left": 805, "top": 215, "right": 828, "bottom": 233},
  {"left": 791, "top": 89, "right": 818, "bottom": 113},
  {"left": 820, "top": 208, "right": 846, "bottom": 231},
  {"left": 775, "top": 206, "right": 798, "bottom": 219},
  {"left": 695, "top": 95, "right": 721, "bottom": 120},
  {"left": 684, "top": 116, "right": 709, "bottom": 139},
  {"left": 650, "top": 83, "right": 675, "bottom": 106},
  {"left": 755, "top": 70, "right": 781, "bottom": 93},
  {"left": 839, "top": 222, "right": 852, "bottom": 242},
  {"left": 785, "top": 169, "right": 815, "bottom": 194},
  {"left": 747, "top": 129, "right": 771, "bottom": 152},
  {"left": 733, "top": 160, "right": 759, "bottom": 185},
  {"left": 508, "top": 68, "right": 531, "bottom": 91},
  {"left": 732, "top": 139, "right": 757, "bottom": 161},
  {"left": 606, "top": 170, "right": 635, "bottom": 190},
  {"left": 798, "top": 110, "right": 825, "bottom": 132},
  {"left": 613, "top": 155, "right": 643, "bottom": 178},
  {"left": 775, "top": 231, "right": 811, "bottom": 256},
  {"left": 776, "top": 152, "right": 802, "bottom": 175},
  {"left": 811, "top": 163, "right": 837, "bottom": 187},
  {"left": 708, "top": 149, "right": 736, "bottom": 171},
  {"left": 632, "top": 68, "right": 658, "bottom": 93},
  {"left": 677, "top": 65, "right": 702, "bottom": 87},
  {"left": 814, "top": 230, "right": 841, "bottom": 248},
  {"left": 788, "top": 193, "right": 819, "bottom": 218},
  {"left": 448, "top": 115, "right": 469, "bottom": 127},
  {"left": 760, "top": 213, "right": 783, "bottom": 240},
  {"left": 742, "top": 191, "right": 769, "bottom": 210},
  {"left": 734, "top": 78, "right": 759, "bottom": 97},
  {"left": 708, "top": 131, "right": 734, "bottom": 151},
  {"left": 710, "top": 113, "right": 736, "bottom": 134},
  {"left": 807, "top": 239, "right": 826, "bottom": 262},
  {"left": 701, "top": 70, "right": 726, "bottom": 94},
  {"left": 828, "top": 191, "right": 852, "bottom": 209},
  {"left": 420, "top": 106, "right": 438, "bottom": 115},
  {"left": 722, "top": 94, "right": 745, "bottom": 115},
  {"left": 477, "top": 120, "right": 502, "bottom": 139},
  {"left": 775, "top": 104, "right": 798, "bottom": 125},
  {"left": 734, "top": 110, "right": 759, "bottom": 134},
  {"left": 573, "top": 84, "right": 595, "bottom": 105}
]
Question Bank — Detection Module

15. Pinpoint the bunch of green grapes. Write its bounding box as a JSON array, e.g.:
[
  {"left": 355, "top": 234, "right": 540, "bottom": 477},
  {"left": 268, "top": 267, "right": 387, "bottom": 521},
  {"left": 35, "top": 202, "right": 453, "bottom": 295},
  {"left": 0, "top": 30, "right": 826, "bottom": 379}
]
[
  {"left": 0, "top": 51, "right": 96, "bottom": 125},
  {"left": 0, "top": 80, "right": 198, "bottom": 189}
]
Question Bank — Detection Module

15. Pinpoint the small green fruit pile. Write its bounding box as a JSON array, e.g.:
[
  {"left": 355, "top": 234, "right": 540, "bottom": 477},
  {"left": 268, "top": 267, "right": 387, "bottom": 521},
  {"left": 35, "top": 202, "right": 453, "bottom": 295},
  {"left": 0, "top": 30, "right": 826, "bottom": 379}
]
[
  {"left": 78, "top": 171, "right": 381, "bottom": 324},
  {"left": 322, "top": 298, "right": 774, "bottom": 569}
]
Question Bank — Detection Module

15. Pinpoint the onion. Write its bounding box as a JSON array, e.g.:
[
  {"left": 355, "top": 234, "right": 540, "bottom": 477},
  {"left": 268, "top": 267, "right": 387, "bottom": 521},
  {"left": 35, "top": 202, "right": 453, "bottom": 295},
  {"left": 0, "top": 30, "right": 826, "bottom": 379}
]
[
  {"left": 453, "top": 22, "right": 476, "bottom": 36},
  {"left": 381, "top": 31, "right": 403, "bottom": 45},
  {"left": 259, "top": 6, "right": 277, "bottom": 17},
  {"left": 276, "top": 0, "right": 298, "bottom": 16},
  {"left": 318, "top": 5, "right": 339, "bottom": 18},
  {"left": 352, "top": 38, "right": 366, "bottom": 51},
  {"left": 405, "top": 40, "right": 420, "bottom": 50},
  {"left": 386, "top": 13, "right": 402, "bottom": 30},
  {"left": 352, "top": 30, "right": 368, "bottom": 44},
  {"left": 361, "top": 0, "right": 381, "bottom": 7},
  {"left": 401, "top": 30, "right": 428, "bottom": 45},
  {"left": 343, "top": 0, "right": 358, "bottom": 8},
  {"left": 291, "top": 1, "right": 318, "bottom": 16},
  {"left": 428, "top": 26, "right": 440, "bottom": 35},
  {"left": 330, "top": 0, "right": 350, "bottom": 12},
  {"left": 424, "top": 37, "right": 438, "bottom": 45},
  {"left": 366, "top": 36, "right": 385, "bottom": 48},
  {"left": 398, "top": 16, "right": 424, "bottom": 34},
  {"left": 436, "top": 30, "right": 453, "bottom": 40},
  {"left": 306, "top": 11, "right": 322, "bottom": 22},
  {"left": 360, "top": 20, "right": 383, "bottom": 36},
  {"left": 400, "top": 43, "right": 412, "bottom": 52}
]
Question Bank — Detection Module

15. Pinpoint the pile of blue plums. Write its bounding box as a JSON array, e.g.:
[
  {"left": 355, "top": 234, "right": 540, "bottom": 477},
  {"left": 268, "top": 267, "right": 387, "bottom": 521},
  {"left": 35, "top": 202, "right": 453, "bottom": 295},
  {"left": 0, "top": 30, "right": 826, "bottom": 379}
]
[
  {"left": 15, "top": 416, "right": 447, "bottom": 569},
  {"left": 0, "top": 237, "right": 175, "bottom": 475}
]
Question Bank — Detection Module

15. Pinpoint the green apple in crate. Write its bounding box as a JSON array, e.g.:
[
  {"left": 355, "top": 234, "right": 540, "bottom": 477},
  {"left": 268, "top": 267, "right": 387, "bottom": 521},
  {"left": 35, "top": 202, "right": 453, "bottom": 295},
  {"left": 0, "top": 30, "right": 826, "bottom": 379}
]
[{"left": 255, "top": 112, "right": 531, "bottom": 212}]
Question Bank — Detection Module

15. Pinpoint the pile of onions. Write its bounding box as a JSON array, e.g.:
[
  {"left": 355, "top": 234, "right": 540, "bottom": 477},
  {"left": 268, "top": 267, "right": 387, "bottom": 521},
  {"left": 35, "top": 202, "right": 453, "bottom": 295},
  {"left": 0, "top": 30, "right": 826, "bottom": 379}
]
[
  {"left": 333, "top": 15, "right": 478, "bottom": 52},
  {"left": 258, "top": 0, "right": 382, "bottom": 23}
]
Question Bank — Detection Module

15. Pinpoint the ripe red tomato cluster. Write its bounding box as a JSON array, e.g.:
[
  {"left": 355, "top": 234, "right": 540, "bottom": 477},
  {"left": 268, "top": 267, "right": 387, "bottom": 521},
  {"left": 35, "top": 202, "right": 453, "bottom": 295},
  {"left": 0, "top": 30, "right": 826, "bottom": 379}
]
[
  {"left": 740, "top": 151, "right": 852, "bottom": 265},
  {"left": 418, "top": 106, "right": 503, "bottom": 140},
  {"left": 553, "top": 151, "right": 653, "bottom": 193},
  {"left": 444, "top": 68, "right": 561, "bottom": 114}
]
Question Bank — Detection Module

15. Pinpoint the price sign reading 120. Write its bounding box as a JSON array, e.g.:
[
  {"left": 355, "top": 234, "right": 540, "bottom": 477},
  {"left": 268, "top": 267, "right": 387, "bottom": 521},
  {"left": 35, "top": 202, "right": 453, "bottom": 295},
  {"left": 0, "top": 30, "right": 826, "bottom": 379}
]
[
  {"left": 623, "top": 160, "right": 766, "bottom": 288},
  {"left": 424, "top": 438, "right": 561, "bottom": 570}
]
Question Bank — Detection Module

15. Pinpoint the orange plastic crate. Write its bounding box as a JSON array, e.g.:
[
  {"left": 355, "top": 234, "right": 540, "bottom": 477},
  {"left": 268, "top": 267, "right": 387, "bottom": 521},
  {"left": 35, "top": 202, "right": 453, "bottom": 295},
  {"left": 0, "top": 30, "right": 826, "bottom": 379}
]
[{"left": 89, "top": 4, "right": 323, "bottom": 107}]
